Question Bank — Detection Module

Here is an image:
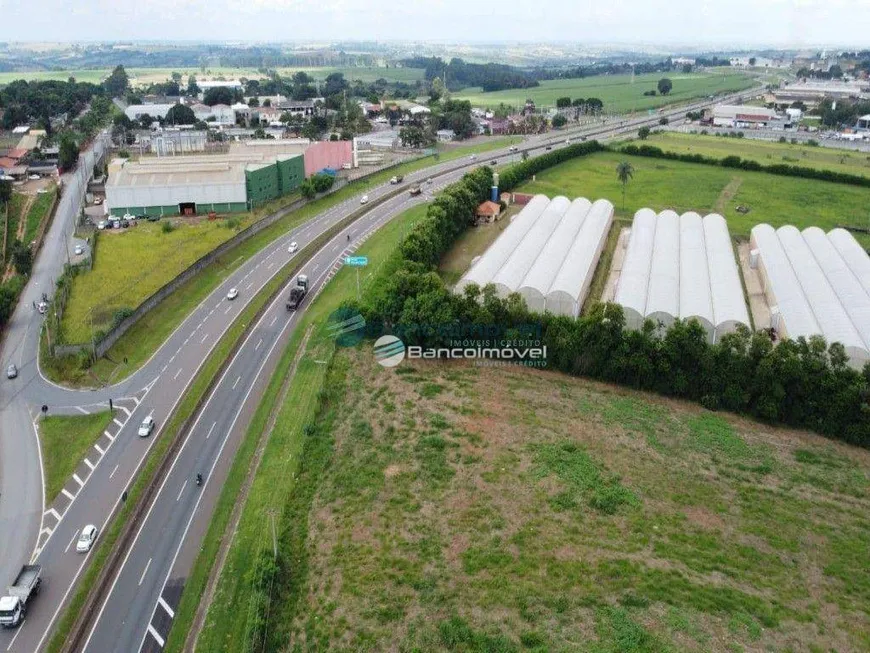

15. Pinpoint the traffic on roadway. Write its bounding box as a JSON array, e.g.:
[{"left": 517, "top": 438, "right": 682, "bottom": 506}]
[{"left": 0, "top": 86, "right": 760, "bottom": 652}]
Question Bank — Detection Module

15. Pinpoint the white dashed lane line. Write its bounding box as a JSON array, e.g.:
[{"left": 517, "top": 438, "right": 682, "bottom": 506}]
[
  {"left": 173, "top": 368, "right": 183, "bottom": 380},
  {"left": 65, "top": 530, "right": 79, "bottom": 554},
  {"left": 176, "top": 480, "right": 187, "bottom": 502},
  {"left": 205, "top": 421, "right": 216, "bottom": 439},
  {"left": 232, "top": 375, "right": 241, "bottom": 390},
  {"left": 200, "top": 333, "right": 209, "bottom": 344},
  {"left": 110, "top": 464, "right": 119, "bottom": 479},
  {"left": 224, "top": 305, "right": 232, "bottom": 315},
  {"left": 139, "top": 558, "right": 152, "bottom": 586},
  {"left": 255, "top": 338, "right": 262, "bottom": 351}
]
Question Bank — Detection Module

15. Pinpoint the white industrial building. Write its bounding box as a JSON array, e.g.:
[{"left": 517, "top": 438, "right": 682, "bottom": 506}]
[
  {"left": 712, "top": 104, "right": 780, "bottom": 128},
  {"left": 125, "top": 103, "right": 180, "bottom": 121},
  {"left": 749, "top": 224, "right": 870, "bottom": 369},
  {"left": 455, "top": 195, "right": 614, "bottom": 317},
  {"left": 614, "top": 210, "right": 750, "bottom": 343}
]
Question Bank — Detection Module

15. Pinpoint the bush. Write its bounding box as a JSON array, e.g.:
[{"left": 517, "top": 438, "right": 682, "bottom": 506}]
[
  {"left": 161, "top": 220, "right": 175, "bottom": 234},
  {"left": 310, "top": 173, "right": 335, "bottom": 193},
  {"left": 223, "top": 217, "right": 241, "bottom": 230},
  {"left": 111, "top": 307, "right": 134, "bottom": 329}
]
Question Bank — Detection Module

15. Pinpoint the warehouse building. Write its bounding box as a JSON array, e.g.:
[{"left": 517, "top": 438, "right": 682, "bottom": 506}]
[
  {"left": 749, "top": 224, "right": 870, "bottom": 368},
  {"left": 455, "top": 195, "right": 614, "bottom": 318},
  {"left": 614, "top": 210, "right": 749, "bottom": 343},
  {"left": 712, "top": 104, "right": 781, "bottom": 128}
]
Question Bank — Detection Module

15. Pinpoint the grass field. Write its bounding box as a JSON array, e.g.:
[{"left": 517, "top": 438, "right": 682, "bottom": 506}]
[
  {"left": 645, "top": 131, "right": 870, "bottom": 179},
  {"left": 0, "top": 66, "right": 425, "bottom": 87},
  {"left": 244, "top": 346, "right": 870, "bottom": 651},
  {"left": 39, "top": 411, "right": 114, "bottom": 504},
  {"left": 180, "top": 204, "right": 428, "bottom": 653},
  {"left": 60, "top": 216, "right": 257, "bottom": 344},
  {"left": 23, "top": 186, "right": 56, "bottom": 244},
  {"left": 454, "top": 72, "right": 756, "bottom": 113},
  {"left": 516, "top": 150, "right": 870, "bottom": 246}
]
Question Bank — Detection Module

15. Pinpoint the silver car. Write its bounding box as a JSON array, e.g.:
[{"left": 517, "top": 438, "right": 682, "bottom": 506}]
[
  {"left": 6, "top": 364, "right": 18, "bottom": 379},
  {"left": 138, "top": 415, "right": 155, "bottom": 437},
  {"left": 76, "top": 524, "right": 98, "bottom": 553}
]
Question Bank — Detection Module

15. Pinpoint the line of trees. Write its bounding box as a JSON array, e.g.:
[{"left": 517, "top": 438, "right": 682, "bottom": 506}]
[
  {"left": 402, "top": 56, "right": 539, "bottom": 93},
  {"left": 357, "top": 144, "right": 870, "bottom": 448},
  {"left": 619, "top": 143, "right": 870, "bottom": 189}
]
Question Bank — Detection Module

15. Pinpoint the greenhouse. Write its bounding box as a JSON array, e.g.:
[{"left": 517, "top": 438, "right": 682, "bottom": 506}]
[{"left": 613, "top": 208, "right": 656, "bottom": 330}]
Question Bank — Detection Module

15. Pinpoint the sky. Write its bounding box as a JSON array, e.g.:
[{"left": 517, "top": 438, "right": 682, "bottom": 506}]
[{"left": 0, "top": 0, "right": 867, "bottom": 47}]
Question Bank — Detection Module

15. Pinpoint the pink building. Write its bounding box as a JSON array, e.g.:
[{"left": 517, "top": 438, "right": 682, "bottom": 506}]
[{"left": 303, "top": 141, "right": 353, "bottom": 177}]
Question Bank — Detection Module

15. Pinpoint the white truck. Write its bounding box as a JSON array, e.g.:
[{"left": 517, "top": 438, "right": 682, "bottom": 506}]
[{"left": 0, "top": 565, "right": 42, "bottom": 627}]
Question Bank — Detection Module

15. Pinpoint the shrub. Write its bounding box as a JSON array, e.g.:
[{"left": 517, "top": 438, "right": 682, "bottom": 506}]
[{"left": 161, "top": 220, "right": 175, "bottom": 234}]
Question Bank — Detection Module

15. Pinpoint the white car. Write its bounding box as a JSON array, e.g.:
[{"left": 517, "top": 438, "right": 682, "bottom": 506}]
[
  {"left": 287, "top": 241, "right": 299, "bottom": 254},
  {"left": 227, "top": 287, "right": 239, "bottom": 300},
  {"left": 97, "top": 220, "right": 106, "bottom": 230},
  {"left": 74, "top": 244, "right": 84, "bottom": 256},
  {"left": 28, "top": 174, "right": 40, "bottom": 181},
  {"left": 76, "top": 524, "right": 98, "bottom": 553},
  {"left": 469, "top": 154, "right": 477, "bottom": 160},
  {"left": 37, "top": 301, "right": 47, "bottom": 314},
  {"left": 360, "top": 195, "right": 369, "bottom": 205},
  {"left": 138, "top": 415, "right": 155, "bottom": 437},
  {"left": 94, "top": 197, "right": 103, "bottom": 205}
]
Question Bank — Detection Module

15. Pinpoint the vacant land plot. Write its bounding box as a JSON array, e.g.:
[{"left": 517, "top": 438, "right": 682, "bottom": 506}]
[
  {"left": 517, "top": 151, "right": 870, "bottom": 246},
  {"left": 39, "top": 411, "right": 114, "bottom": 503},
  {"left": 23, "top": 186, "right": 57, "bottom": 245},
  {"left": 275, "top": 349, "right": 870, "bottom": 651},
  {"left": 646, "top": 132, "right": 870, "bottom": 179},
  {"left": 455, "top": 72, "right": 755, "bottom": 113},
  {"left": 61, "top": 217, "right": 256, "bottom": 343}
]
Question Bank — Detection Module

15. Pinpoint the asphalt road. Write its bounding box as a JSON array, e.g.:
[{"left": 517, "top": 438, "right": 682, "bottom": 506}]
[{"left": 0, "top": 85, "right": 760, "bottom": 653}]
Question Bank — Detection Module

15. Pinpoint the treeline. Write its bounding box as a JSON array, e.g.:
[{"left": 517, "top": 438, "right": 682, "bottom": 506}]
[
  {"left": 816, "top": 98, "right": 870, "bottom": 128},
  {"left": 401, "top": 57, "right": 538, "bottom": 92},
  {"left": 620, "top": 143, "right": 870, "bottom": 189},
  {"left": 358, "top": 144, "right": 870, "bottom": 448},
  {"left": 0, "top": 78, "right": 103, "bottom": 130}
]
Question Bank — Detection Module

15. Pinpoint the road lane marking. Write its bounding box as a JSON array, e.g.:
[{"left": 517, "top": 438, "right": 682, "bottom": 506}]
[
  {"left": 200, "top": 333, "right": 209, "bottom": 344},
  {"left": 73, "top": 473, "right": 84, "bottom": 487},
  {"left": 118, "top": 405, "right": 132, "bottom": 417},
  {"left": 269, "top": 315, "right": 277, "bottom": 327},
  {"left": 110, "top": 464, "right": 119, "bottom": 479},
  {"left": 139, "top": 558, "right": 152, "bottom": 586},
  {"left": 176, "top": 480, "right": 188, "bottom": 502},
  {"left": 6, "top": 618, "right": 25, "bottom": 650},
  {"left": 255, "top": 338, "right": 263, "bottom": 351},
  {"left": 232, "top": 375, "right": 241, "bottom": 390},
  {"left": 225, "top": 305, "right": 232, "bottom": 314},
  {"left": 113, "top": 418, "right": 124, "bottom": 429},
  {"left": 46, "top": 507, "right": 61, "bottom": 521},
  {"left": 104, "top": 430, "right": 115, "bottom": 442},
  {"left": 62, "top": 487, "right": 76, "bottom": 501},
  {"left": 94, "top": 443, "right": 104, "bottom": 455},
  {"left": 84, "top": 458, "right": 95, "bottom": 471},
  {"left": 206, "top": 421, "right": 216, "bottom": 439},
  {"left": 245, "top": 282, "right": 253, "bottom": 290},
  {"left": 65, "top": 529, "right": 79, "bottom": 553},
  {"left": 147, "top": 623, "right": 165, "bottom": 647},
  {"left": 174, "top": 368, "right": 183, "bottom": 380},
  {"left": 75, "top": 406, "right": 90, "bottom": 415},
  {"left": 158, "top": 596, "right": 175, "bottom": 618}
]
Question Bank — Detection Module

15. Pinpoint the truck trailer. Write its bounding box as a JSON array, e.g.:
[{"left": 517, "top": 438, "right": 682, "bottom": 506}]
[
  {"left": 0, "top": 565, "right": 42, "bottom": 628},
  {"left": 286, "top": 274, "right": 310, "bottom": 311}
]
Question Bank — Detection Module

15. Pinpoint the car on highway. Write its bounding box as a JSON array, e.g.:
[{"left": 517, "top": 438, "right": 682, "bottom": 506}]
[
  {"left": 76, "top": 525, "right": 98, "bottom": 553},
  {"left": 227, "top": 287, "right": 239, "bottom": 300},
  {"left": 97, "top": 220, "right": 106, "bottom": 230},
  {"left": 138, "top": 416, "right": 155, "bottom": 438},
  {"left": 6, "top": 364, "right": 17, "bottom": 379},
  {"left": 509, "top": 146, "right": 518, "bottom": 152},
  {"left": 545, "top": 146, "right": 552, "bottom": 150},
  {"left": 490, "top": 159, "right": 497, "bottom": 165},
  {"left": 426, "top": 177, "right": 433, "bottom": 184},
  {"left": 469, "top": 154, "right": 477, "bottom": 160},
  {"left": 360, "top": 195, "right": 369, "bottom": 204},
  {"left": 74, "top": 244, "right": 84, "bottom": 256},
  {"left": 288, "top": 241, "right": 299, "bottom": 253}
]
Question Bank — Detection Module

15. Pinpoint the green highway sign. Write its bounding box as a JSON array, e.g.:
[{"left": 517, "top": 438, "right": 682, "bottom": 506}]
[{"left": 344, "top": 256, "right": 369, "bottom": 266}]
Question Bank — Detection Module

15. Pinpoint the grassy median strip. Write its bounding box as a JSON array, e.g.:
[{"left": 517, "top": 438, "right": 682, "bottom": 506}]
[
  {"left": 38, "top": 411, "right": 114, "bottom": 505},
  {"left": 164, "top": 205, "right": 427, "bottom": 652},
  {"left": 44, "top": 137, "right": 519, "bottom": 388}
]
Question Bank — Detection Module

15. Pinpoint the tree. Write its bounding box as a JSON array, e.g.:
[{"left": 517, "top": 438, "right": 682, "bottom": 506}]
[
  {"left": 615, "top": 161, "right": 634, "bottom": 211},
  {"left": 829, "top": 64, "right": 843, "bottom": 79},
  {"left": 555, "top": 97, "right": 572, "bottom": 109},
  {"left": 657, "top": 78, "right": 673, "bottom": 95},
  {"left": 203, "top": 86, "right": 235, "bottom": 106},
  {"left": 171, "top": 71, "right": 182, "bottom": 84},
  {"left": 0, "top": 179, "right": 11, "bottom": 205},
  {"left": 138, "top": 114, "right": 154, "bottom": 129},
  {"left": 11, "top": 241, "right": 32, "bottom": 276},
  {"left": 430, "top": 76, "right": 446, "bottom": 102},
  {"left": 585, "top": 97, "right": 604, "bottom": 113},
  {"left": 399, "top": 126, "right": 429, "bottom": 148},
  {"left": 103, "top": 65, "right": 129, "bottom": 98},
  {"left": 248, "top": 97, "right": 260, "bottom": 107},
  {"left": 58, "top": 133, "right": 79, "bottom": 171},
  {"left": 552, "top": 114, "right": 567, "bottom": 128},
  {"left": 300, "top": 179, "right": 316, "bottom": 200},
  {"left": 187, "top": 75, "right": 200, "bottom": 96},
  {"left": 748, "top": 57, "right": 757, "bottom": 66},
  {"left": 165, "top": 104, "right": 196, "bottom": 125},
  {"left": 638, "top": 126, "right": 651, "bottom": 140},
  {"left": 262, "top": 98, "right": 271, "bottom": 107}
]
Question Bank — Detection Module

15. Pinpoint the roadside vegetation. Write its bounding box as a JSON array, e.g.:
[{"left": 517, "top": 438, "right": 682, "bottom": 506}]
[
  {"left": 38, "top": 410, "right": 114, "bottom": 504},
  {"left": 454, "top": 72, "right": 755, "bottom": 113}
]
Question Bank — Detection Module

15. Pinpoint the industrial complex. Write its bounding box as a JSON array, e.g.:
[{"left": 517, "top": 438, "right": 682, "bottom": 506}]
[{"left": 105, "top": 140, "right": 352, "bottom": 216}]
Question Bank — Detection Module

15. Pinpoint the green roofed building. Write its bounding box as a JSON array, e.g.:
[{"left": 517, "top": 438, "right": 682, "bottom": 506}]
[{"left": 106, "top": 145, "right": 307, "bottom": 217}]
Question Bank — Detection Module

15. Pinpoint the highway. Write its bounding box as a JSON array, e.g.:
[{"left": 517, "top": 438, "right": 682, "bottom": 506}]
[{"left": 0, "top": 85, "right": 760, "bottom": 652}]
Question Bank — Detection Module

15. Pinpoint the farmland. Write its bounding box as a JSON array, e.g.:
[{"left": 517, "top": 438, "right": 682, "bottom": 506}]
[
  {"left": 0, "top": 66, "right": 425, "bottom": 87},
  {"left": 454, "top": 72, "right": 756, "bottom": 113},
  {"left": 644, "top": 131, "right": 870, "bottom": 179},
  {"left": 516, "top": 150, "right": 870, "bottom": 246},
  {"left": 245, "top": 346, "right": 870, "bottom": 651}
]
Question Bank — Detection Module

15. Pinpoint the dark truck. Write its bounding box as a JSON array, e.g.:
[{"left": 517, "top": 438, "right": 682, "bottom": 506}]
[
  {"left": 286, "top": 274, "right": 310, "bottom": 311},
  {"left": 0, "top": 565, "right": 42, "bottom": 628},
  {"left": 409, "top": 185, "right": 422, "bottom": 196}
]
